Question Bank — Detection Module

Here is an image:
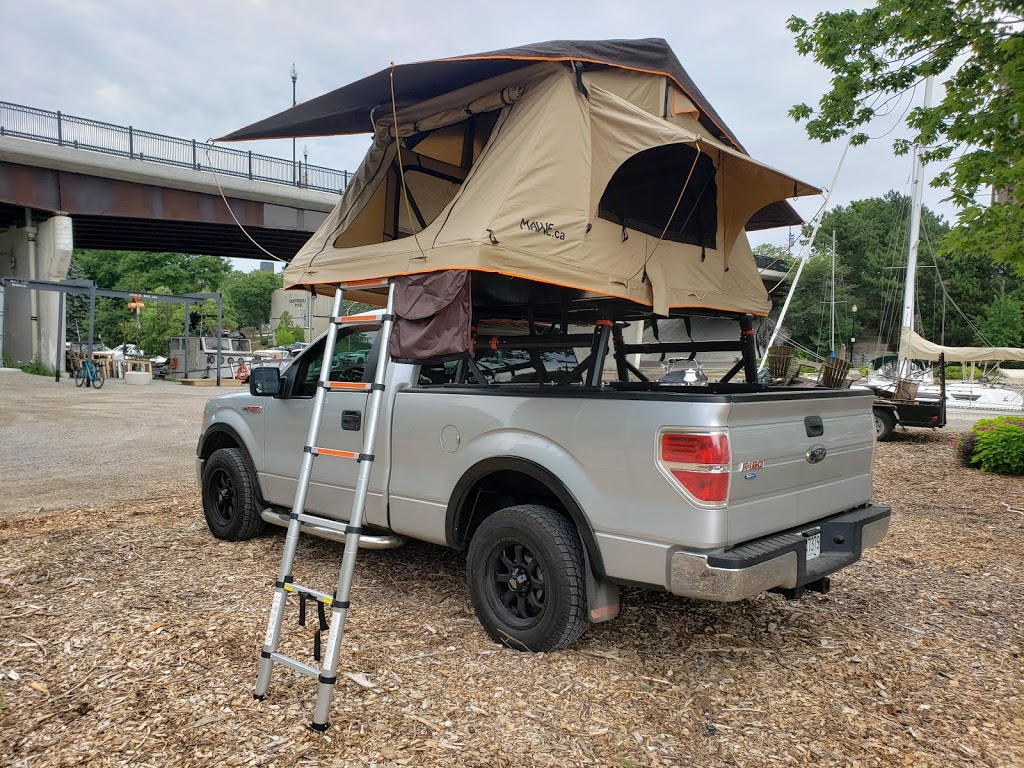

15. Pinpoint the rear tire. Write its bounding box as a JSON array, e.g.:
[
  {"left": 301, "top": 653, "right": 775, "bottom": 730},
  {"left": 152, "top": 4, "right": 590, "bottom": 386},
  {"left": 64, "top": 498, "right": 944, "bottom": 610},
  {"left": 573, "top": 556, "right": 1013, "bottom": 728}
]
[
  {"left": 874, "top": 408, "right": 896, "bottom": 441},
  {"left": 201, "top": 447, "right": 266, "bottom": 540},
  {"left": 93, "top": 367, "right": 105, "bottom": 389},
  {"left": 467, "top": 505, "right": 589, "bottom": 652}
]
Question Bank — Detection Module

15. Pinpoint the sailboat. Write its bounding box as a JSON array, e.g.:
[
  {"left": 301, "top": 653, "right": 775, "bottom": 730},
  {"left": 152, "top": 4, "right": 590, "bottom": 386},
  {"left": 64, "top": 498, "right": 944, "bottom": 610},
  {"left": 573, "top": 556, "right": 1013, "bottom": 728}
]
[{"left": 866, "top": 78, "right": 1024, "bottom": 416}]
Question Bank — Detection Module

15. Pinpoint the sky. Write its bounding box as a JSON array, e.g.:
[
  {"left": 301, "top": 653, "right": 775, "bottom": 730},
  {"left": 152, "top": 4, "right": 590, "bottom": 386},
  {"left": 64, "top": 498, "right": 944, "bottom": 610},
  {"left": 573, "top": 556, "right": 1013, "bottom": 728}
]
[{"left": 2, "top": 0, "right": 956, "bottom": 260}]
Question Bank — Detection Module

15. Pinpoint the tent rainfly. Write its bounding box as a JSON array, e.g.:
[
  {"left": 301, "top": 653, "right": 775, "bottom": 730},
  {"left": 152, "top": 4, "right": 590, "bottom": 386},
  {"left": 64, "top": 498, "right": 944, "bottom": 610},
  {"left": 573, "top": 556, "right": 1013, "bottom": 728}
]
[{"left": 221, "top": 39, "right": 819, "bottom": 318}]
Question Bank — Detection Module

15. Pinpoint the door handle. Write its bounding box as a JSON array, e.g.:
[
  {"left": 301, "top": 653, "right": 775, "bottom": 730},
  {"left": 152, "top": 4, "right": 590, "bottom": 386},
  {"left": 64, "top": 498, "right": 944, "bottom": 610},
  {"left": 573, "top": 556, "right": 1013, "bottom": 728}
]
[{"left": 341, "top": 410, "right": 362, "bottom": 431}]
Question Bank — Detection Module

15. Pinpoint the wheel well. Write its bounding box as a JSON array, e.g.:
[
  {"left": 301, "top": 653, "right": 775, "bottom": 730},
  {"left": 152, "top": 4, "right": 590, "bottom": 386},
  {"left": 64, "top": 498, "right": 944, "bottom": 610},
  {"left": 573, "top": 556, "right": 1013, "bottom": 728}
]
[
  {"left": 446, "top": 459, "right": 605, "bottom": 578},
  {"left": 199, "top": 428, "right": 242, "bottom": 461}
]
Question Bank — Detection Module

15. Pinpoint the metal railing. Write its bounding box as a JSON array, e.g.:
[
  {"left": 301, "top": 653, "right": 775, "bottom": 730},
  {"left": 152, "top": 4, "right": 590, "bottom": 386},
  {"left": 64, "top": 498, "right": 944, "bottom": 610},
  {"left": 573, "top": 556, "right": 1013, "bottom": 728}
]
[{"left": 0, "top": 101, "right": 351, "bottom": 194}]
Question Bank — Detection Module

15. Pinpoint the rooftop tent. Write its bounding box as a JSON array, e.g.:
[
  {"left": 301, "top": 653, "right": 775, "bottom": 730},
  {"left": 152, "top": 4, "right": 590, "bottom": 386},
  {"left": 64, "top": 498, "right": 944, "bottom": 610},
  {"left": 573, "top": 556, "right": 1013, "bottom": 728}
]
[{"left": 221, "top": 39, "right": 819, "bottom": 317}]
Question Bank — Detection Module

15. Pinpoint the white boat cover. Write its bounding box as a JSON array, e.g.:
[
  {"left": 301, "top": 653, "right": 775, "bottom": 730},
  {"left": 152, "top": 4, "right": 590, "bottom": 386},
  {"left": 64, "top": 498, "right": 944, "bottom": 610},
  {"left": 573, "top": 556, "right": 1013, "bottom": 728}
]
[{"left": 900, "top": 327, "right": 1024, "bottom": 363}]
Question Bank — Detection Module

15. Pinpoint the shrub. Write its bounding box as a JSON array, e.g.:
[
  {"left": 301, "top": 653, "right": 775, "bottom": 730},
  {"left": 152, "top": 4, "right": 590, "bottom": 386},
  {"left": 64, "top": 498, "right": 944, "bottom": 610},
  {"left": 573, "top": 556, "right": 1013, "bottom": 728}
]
[
  {"left": 21, "top": 358, "right": 56, "bottom": 377},
  {"left": 955, "top": 431, "right": 979, "bottom": 467},
  {"left": 960, "top": 416, "right": 1024, "bottom": 475}
]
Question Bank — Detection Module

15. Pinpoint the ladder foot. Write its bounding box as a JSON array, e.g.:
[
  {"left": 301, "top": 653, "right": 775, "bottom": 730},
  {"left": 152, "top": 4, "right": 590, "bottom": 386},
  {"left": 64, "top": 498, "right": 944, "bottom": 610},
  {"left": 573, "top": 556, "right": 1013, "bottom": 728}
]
[
  {"left": 309, "top": 720, "right": 330, "bottom": 732},
  {"left": 253, "top": 693, "right": 266, "bottom": 701}
]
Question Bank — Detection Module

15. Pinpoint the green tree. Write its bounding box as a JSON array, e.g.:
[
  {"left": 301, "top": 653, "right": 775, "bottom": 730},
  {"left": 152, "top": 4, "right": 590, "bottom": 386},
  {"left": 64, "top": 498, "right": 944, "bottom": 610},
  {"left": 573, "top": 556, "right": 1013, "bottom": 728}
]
[
  {"left": 774, "top": 251, "right": 850, "bottom": 357},
  {"left": 977, "top": 284, "right": 1024, "bottom": 346},
  {"left": 223, "top": 270, "right": 282, "bottom": 331},
  {"left": 777, "top": 191, "right": 1024, "bottom": 356},
  {"left": 275, "top": 311, "right": 304, "bottom": 346},
  {"left": 71, "top": 249, "right": 233, "bottom": 354},
  {"left": 788, "top": 3, "right": 1024, "bottom": 269},
  {"left": 811, "top": 192, "right": 952, "bottom": 347},
  {"left": 74, "top": 250, "right": 230, "bottom": 294}
]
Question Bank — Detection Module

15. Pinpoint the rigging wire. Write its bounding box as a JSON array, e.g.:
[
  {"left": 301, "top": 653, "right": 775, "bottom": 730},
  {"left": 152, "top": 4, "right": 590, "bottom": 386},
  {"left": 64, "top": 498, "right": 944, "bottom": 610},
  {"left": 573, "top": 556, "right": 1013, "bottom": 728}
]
[
  {"left": 203, "top": 141, "right": 288, "bottom": 262},
  {"left": 921, "top": 224, "right": 994, "bottom": 345},
  {"left": 758, "top": 135, "right": 852, "bottom": 369}
]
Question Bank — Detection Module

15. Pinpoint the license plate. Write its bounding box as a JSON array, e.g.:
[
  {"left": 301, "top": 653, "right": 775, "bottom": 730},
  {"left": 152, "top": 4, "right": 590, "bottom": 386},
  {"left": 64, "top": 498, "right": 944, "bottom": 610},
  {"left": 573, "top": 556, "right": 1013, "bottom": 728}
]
[{"left": 805, "top": 532, "right": 821, "bottom": 560}]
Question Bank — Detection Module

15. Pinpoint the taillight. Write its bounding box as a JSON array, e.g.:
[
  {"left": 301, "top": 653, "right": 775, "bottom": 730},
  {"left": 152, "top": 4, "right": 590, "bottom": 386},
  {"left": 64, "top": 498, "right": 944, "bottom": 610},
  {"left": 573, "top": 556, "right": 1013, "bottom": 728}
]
[{"left": 658, "top": 431, "right": 730, "bottom": 505}]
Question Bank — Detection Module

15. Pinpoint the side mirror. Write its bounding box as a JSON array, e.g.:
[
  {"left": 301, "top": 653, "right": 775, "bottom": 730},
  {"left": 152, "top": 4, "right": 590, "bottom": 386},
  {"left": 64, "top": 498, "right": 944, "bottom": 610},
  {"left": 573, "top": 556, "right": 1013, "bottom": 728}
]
[{"left": 249, "top": 367, "right": 282, "bottom": 397}]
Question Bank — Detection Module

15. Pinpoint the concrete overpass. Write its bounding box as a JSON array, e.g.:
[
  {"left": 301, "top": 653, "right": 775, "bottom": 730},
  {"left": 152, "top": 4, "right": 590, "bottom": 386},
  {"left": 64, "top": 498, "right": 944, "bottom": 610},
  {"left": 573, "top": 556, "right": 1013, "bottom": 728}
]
[{"left": 0, "top": 101, "right": 350, "bottom": 366}]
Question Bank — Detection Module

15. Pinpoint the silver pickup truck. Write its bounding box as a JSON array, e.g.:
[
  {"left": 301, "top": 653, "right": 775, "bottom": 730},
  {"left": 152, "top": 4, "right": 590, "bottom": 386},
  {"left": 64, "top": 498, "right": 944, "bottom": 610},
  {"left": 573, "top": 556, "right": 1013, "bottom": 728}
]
[{"left": 197, "top": 319, "right": 889, "bottom": 651}]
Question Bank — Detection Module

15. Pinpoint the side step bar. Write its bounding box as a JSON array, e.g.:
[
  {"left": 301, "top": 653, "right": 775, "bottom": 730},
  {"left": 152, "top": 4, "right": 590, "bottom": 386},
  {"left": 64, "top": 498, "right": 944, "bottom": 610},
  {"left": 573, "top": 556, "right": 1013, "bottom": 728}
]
[{"left": 260, "top": 509, "right": 405, "bottom": 550}]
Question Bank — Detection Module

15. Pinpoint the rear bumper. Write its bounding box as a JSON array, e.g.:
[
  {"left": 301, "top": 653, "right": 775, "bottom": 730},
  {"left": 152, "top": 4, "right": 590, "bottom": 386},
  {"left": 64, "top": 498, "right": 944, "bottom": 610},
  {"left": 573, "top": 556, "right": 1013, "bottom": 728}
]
[{"left": 669, "top": 504, "right": 891, "bottom": 602}]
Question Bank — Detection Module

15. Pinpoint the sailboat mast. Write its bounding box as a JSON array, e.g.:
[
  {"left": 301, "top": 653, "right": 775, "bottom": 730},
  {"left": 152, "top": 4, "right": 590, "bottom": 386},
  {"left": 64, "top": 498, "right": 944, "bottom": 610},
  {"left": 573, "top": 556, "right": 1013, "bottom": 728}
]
[
  {"left": 899, "top": 76, "right": 935, "bottom": 377},
  {"left": 830, "top": 230, "right": 837, "bottom": 357}
]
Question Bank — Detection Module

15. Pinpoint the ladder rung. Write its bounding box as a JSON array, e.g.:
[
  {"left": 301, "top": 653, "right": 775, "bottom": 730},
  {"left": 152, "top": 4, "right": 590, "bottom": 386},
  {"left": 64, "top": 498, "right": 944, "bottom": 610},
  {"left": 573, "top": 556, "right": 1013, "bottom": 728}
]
[
  {"left": 269, "top": 652, "right": 320, "bottom": 680},
  {"left": 283, "top": 580, "right": 335, "bottom": 605},
  {"left": 305, "top": 446, "right": 374, "bottom": 461},
  {"left": 321, "top": 381, "right": 372, "bottom": 391},
  {"left": 295, "top": 512, "right": 352, "bottom": 535},
  {"left": 332, "top": 314, "right": 380, "bottom": 326}
]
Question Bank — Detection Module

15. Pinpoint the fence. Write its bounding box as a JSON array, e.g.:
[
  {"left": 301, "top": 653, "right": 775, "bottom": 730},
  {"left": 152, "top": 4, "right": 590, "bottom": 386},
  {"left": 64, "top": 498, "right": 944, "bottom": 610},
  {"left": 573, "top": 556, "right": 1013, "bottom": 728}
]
[{"left": 0, "top": 101, "right": 351, "bottom": 194}]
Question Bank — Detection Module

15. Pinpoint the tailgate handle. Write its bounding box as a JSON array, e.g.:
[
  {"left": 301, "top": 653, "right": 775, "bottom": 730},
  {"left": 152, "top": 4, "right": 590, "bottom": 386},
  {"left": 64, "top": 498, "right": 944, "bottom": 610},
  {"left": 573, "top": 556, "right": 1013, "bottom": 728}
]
[
  {"left": 804, "top": 415, "right": 824, "bottom": 437},
  {"left": 342, "top": 410, "right": 362, "bottom": 431}
]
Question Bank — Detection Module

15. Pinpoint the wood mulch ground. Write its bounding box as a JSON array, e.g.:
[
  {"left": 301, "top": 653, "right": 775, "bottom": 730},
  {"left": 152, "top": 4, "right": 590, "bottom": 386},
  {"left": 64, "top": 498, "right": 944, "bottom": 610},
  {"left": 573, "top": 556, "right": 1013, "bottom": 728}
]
[{"left": 1, "top": 429, "right": 1022, "bottom": 767}]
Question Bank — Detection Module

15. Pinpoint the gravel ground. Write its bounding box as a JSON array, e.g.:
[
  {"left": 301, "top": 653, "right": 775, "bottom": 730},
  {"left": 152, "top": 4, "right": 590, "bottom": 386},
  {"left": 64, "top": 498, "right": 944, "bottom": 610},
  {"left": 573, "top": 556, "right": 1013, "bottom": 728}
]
[
  {"left": 1, "top": 370, "right": 1022, "bottom": 767},
  {"left": 0, "top": 369, "right": 216, "bottom": 516}
]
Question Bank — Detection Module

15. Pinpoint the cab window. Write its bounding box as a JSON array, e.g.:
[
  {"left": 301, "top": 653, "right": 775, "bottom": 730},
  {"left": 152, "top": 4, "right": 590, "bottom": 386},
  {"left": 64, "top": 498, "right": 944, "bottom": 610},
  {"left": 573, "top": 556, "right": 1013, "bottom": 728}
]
[{"left": 293, "top": 329, "right": 379, "bottom": 397}]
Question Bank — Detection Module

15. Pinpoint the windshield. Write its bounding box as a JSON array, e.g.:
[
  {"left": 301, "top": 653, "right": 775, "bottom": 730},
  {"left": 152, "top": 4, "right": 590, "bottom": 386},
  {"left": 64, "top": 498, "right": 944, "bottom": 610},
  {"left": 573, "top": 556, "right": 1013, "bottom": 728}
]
[{"left": 201, "top": 338, "right": 233, "bottom": 352}]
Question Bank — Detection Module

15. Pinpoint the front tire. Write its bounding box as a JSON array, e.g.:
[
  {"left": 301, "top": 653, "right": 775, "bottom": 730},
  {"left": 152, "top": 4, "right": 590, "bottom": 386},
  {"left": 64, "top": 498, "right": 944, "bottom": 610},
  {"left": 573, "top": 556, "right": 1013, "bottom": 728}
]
[
  {"left": 201, "top": 447, "right": 266, "bottom": 540},
  {"left": 75, "top": 368, "right": 86, "bottom": 387},
  {"left": 874, "top": 408, "right": 896, "bottom": 441},
  {"left": 92, "top": 367, "right": 105, "bottom": 389},
  {"left": 467, "top": 505, "right": 589, "bottom": 652}
]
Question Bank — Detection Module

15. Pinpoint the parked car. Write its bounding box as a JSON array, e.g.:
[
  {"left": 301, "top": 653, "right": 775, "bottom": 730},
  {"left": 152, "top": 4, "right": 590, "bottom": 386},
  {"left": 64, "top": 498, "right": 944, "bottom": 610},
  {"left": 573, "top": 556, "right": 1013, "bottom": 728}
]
[
  {"left": 109, "top": 343, "right": 145, "bottom": 360},
  {"left": 66, "top": 341, "right": 112, "bottom": 354}
]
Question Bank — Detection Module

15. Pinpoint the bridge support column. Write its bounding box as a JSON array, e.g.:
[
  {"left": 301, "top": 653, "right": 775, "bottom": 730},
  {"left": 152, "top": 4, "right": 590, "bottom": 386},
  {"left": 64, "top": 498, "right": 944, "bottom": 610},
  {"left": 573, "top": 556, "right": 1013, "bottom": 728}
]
[{"left": 0, "top": 212, "right": 74, "bottom": 368}]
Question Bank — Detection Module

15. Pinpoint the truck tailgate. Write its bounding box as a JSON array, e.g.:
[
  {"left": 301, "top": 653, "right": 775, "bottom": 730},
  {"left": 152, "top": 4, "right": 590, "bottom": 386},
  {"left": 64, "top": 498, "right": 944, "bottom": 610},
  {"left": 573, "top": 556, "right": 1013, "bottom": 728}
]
[{"left": 725, "top": 390, "right": 875, "bottom": 546}]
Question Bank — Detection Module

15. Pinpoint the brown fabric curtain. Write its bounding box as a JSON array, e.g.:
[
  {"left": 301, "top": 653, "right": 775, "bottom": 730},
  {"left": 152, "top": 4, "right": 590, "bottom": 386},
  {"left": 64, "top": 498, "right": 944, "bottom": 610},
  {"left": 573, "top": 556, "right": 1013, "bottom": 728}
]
[{"left": 388, "top": 271, "right": 472, "bottom": 363}]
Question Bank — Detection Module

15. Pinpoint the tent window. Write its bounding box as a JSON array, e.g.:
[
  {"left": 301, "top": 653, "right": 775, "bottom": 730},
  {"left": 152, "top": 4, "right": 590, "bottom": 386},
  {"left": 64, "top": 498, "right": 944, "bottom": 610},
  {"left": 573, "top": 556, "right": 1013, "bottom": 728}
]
[
  {"left": 599, "top": 144, "right": 717, "bottom": 249},
  {"left": 384, "top": 111, "right": 500, "bottom": 241}
]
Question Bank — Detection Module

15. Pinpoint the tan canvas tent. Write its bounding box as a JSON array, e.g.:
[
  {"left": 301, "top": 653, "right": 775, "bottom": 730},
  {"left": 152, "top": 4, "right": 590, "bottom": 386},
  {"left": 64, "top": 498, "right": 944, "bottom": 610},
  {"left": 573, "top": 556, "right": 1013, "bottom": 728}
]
[{"left": 221, "top": 39, "right": 819, "bottom": 317}]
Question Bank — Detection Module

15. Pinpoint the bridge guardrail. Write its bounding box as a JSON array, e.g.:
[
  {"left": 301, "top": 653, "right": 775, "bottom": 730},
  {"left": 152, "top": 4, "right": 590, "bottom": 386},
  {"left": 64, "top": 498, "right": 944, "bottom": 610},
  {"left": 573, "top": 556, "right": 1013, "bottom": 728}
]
[{"left": 0, "top": 101, "right": 350, "bottom": 194}]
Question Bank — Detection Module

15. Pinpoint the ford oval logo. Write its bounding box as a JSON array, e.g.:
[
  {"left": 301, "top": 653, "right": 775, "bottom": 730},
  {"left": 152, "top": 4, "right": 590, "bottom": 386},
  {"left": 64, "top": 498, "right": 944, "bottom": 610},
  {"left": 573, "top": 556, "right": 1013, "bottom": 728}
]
[{"left": 806, "top": 445, "right": 827, "bottom": 464}]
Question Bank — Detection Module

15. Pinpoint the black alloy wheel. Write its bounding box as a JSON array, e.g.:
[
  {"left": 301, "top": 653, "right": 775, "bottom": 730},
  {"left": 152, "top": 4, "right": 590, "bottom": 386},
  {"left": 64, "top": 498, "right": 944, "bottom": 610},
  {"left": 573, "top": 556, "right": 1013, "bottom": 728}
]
[{"left": 486, "top": 539, "right": 548, "bottom": 630}]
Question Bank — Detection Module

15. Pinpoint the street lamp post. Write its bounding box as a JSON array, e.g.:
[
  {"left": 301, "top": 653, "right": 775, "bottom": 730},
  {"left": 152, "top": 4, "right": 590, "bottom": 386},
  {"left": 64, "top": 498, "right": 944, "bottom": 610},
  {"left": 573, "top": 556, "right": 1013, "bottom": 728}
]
[
  {"left": 290, "top": 63, "right": 297, "bottom": 185},
  {"left": 303, "top": 145, "right": 309, "bottom": 187},
  {"left": 850, "top": 304, "right": 858, "bottom": 364}
]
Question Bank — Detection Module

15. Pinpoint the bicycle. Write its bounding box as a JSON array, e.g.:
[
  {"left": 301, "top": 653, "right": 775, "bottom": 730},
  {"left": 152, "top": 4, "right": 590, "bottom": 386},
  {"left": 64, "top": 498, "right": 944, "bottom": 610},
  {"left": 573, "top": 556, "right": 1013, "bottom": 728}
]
[{"left": 75, "top": 358, "right": 105, "bottom": 389}]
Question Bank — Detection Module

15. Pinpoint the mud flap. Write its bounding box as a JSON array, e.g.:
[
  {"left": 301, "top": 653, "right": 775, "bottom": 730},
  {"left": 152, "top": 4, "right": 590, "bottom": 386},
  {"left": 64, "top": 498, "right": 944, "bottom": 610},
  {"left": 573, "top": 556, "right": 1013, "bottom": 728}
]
[{"left": 583, "top": 544, "right": 620, "bottom": 623}]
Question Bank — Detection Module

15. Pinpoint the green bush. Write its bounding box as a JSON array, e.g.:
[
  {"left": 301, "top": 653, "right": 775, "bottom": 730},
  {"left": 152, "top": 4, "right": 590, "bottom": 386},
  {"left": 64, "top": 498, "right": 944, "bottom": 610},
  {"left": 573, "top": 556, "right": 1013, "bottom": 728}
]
[
  {"left": 960, "top": 416, "right": 1024, "bottom": 475},
  {"left": 3, "top": 356, "right": 56, "bottom": 377},
  {"left": 21, "top": 358, "right": 56, "bottom": 377},
  {"left": 944, "top": 365, "right": 964, "bottom": 380}
]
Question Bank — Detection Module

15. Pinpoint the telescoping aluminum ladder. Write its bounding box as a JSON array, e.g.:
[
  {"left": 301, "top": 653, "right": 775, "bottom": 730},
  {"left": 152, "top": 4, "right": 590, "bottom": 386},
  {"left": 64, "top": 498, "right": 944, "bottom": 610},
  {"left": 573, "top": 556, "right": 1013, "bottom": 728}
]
[{"left": 254, "top": 278, "right": 394, "bottom": 731}]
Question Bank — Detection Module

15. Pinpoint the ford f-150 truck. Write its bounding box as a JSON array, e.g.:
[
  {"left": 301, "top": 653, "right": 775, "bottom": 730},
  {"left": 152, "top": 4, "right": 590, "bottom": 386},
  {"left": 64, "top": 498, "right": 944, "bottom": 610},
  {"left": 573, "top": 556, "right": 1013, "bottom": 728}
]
[{"left": 197, "top": 318, "right": 889, "bottom": 651}]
